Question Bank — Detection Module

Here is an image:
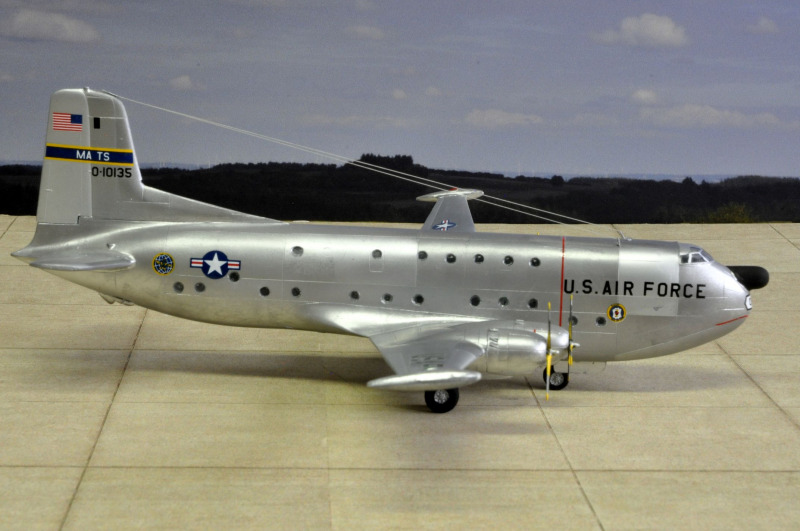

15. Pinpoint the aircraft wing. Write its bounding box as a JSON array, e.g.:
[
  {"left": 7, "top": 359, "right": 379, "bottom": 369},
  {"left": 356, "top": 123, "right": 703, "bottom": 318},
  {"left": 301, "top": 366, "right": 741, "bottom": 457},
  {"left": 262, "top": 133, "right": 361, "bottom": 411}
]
[
  {"left": 366, "top": 324, "right": 484, "bottom": 391},
  {"left": 29, "top": 250, "right": 135, "bottom": 272},
  {"left": 417, "top": 188, "right": 483, "bottom": 233}
]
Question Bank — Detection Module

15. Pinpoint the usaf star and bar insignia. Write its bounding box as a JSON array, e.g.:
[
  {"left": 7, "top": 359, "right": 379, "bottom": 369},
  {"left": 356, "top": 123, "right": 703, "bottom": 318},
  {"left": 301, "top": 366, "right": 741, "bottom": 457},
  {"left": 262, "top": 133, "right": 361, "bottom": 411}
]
[
  {"left": 433, "top": 219, "right": 457, "bottom": 231},
  {"left": 190, "top": 250, "right": 241, "bottom": 279}
]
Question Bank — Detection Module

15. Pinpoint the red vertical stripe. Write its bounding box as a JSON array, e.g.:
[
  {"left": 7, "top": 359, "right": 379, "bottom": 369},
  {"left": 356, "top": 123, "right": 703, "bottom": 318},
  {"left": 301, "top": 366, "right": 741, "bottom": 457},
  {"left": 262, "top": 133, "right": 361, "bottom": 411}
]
[{"left": 559, "top": 237, "right": 565, "bottom": 326}]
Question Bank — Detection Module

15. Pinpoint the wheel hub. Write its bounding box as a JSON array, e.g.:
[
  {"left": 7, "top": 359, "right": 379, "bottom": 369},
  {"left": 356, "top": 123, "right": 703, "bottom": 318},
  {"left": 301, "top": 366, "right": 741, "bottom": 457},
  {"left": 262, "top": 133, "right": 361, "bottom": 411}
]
[{"left": 432, "top": 389, "right": 450, "bottom": 404}]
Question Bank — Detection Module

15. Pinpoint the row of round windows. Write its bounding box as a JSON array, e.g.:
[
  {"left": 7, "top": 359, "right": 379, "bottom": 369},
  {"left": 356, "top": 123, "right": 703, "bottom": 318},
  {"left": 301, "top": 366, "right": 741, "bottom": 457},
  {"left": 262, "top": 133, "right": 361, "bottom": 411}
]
[
  {"left": 172, "top": 279, "right": 540, "bottom": 309},
  {"left": 292, "top": 245, "right": 543, "bottom": 267},
  {"left": 419, "top": 250, "right": 542, "bottom": 266}
]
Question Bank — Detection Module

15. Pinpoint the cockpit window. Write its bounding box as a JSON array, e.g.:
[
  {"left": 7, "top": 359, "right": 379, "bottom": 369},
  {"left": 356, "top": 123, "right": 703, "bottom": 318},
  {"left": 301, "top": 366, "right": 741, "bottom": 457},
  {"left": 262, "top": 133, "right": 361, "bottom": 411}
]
[{"left": 679, "top": 246, "right": 714, "bottom": 265}]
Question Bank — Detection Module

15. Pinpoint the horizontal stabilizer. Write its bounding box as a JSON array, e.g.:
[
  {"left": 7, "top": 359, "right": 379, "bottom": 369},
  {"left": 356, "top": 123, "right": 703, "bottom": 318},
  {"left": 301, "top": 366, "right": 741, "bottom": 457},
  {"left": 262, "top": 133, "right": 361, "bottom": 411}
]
[
  {"left": 416, "top": 188, "right": 484, "bottom": 202},
  {"left": 367, "top": 370, "right": 482, "bottom": 391},
  {"left": 29, "top": 250, "right": 135, "bottom": 272}
]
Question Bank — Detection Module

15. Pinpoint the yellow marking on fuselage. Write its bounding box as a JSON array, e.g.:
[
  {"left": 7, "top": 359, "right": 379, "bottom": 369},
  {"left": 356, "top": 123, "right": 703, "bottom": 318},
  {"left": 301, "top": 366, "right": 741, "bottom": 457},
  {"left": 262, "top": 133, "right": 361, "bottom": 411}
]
[{"left": 46, "top": 143, "right": 134, "bottom": 153}]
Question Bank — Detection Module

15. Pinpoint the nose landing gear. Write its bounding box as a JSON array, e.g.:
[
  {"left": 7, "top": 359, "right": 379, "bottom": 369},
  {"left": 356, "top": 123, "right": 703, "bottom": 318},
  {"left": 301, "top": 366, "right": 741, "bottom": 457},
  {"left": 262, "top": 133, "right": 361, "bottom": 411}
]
[{"left": 543, "top": 368, "right": 569, "bottom": 391}]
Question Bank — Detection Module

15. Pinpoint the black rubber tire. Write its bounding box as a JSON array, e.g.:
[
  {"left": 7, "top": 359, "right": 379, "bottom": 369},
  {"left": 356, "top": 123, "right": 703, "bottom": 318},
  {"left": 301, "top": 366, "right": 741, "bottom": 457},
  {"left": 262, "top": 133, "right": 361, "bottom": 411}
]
[
  {"left": 424, "top": 388, "right": 460, "bottom": 413},
  {"left": 542, "top": 369, "right": 570, "bottom": 391}
]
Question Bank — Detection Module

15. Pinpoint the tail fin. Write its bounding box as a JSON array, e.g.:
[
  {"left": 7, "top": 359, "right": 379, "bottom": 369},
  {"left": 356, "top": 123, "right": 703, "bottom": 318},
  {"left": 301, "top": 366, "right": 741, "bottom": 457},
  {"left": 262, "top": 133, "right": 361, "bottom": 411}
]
[
  {"left": 40, "top": 88, "right": 143, "bottom": 223},
  {"left": 38, "top": 88, "right": 268, "bottom": 224}
]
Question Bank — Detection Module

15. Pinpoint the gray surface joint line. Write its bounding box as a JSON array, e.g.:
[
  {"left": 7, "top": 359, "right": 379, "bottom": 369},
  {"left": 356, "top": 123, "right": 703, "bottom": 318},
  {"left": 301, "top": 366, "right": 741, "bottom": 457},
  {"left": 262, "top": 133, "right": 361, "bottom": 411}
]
[
  {"left": 324, "top": 405, "right": 334, "bottom": 526},
  {"left": 769, "top": 222, "right": 800, "bottom": 252},
  {"left": 0, "top": 216, "right": 11, "bottom": 240},
  {"left": 718, "top": 340, "right": 800, "bottom": 432},
  {"left": 525, "top": 376, "right": 606, "bottom": 530},
  {"left": 57, "top": 309, "right": 148, "bottom": 530}
]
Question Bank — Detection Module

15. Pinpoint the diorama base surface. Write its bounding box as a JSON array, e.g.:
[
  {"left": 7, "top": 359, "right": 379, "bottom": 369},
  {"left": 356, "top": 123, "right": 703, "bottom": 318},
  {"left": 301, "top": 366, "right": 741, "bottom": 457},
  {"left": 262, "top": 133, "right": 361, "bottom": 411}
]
[{"left": 2, "top": 215, "right": 799, "bottom": 530}]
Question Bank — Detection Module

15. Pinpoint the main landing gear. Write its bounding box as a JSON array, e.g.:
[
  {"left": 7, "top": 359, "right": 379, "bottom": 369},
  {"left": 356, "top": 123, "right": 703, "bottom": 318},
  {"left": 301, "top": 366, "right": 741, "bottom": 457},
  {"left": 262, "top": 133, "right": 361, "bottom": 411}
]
[
  {"left": 543, "top": 368, "right": 570, "bottom": 391},
  {"left": 423, "top": 371, "right": 571, "bottom": 413},
  {"left": 423, "top": 369, "right": 571, "bottom": 413},
  {"left": 424, "top": 388, "right": 460, "bottom": 413}
]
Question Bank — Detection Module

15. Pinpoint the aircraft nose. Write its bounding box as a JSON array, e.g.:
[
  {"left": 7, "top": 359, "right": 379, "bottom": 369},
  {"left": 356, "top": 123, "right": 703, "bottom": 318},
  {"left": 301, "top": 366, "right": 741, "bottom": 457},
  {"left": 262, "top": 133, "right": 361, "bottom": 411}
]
[{"left": 727, "top": 265, "right": 769, "bottom": 291}]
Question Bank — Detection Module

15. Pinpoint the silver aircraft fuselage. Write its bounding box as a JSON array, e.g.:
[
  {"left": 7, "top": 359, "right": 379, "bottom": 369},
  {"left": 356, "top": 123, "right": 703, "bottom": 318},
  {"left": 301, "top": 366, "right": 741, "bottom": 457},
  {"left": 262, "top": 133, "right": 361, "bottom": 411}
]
[{"left": 29, "top": 217, "right": 751, "bottom": 365}]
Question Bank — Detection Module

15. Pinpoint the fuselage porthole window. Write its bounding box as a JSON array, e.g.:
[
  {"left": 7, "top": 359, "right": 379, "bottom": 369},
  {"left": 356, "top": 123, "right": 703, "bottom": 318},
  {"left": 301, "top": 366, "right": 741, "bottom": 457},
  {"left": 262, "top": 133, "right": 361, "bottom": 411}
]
[{"left": 446, "top": 254, "right": 456, "bottom": 264}]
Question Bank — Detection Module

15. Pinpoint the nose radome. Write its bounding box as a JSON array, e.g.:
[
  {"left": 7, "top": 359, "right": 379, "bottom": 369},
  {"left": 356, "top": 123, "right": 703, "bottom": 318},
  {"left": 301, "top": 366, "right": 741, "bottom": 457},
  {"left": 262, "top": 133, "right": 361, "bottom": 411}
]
[{"left": 727, "top": 266, "right": 769, "bottom": 291}]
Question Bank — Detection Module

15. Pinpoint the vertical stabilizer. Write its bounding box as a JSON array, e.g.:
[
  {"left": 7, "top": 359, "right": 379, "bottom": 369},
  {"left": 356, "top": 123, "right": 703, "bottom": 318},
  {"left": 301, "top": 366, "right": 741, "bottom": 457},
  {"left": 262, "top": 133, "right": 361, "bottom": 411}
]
[
  {"left": 40, "top": 88, "right": 144, "bottom": 223},
  {"left": 34, "top": 88, "right": 272, "bottom": 225}
]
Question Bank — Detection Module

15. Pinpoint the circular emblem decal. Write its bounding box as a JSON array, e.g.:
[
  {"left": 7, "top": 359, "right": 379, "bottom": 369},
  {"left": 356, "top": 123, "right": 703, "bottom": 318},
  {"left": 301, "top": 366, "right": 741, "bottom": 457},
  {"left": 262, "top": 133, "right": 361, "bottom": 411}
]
[
  {"left": 152, "top": 253, "right": 175, "bottom": 275},
  {"left": 607, "top": 303, "right": 626, "bottom": 323}
]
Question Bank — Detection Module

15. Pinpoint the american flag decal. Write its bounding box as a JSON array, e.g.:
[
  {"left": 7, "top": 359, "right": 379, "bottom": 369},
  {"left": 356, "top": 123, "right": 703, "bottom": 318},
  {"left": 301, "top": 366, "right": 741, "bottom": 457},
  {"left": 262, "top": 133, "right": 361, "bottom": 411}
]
[{"left": 52, "top": 112, "right": 83, "bottom": 132}]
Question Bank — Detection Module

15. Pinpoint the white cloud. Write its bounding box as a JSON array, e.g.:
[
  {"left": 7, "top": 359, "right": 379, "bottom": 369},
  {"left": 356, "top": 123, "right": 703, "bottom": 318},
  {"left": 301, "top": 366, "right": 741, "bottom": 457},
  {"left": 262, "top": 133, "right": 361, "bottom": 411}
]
[
  {"left": 594, "top": 14, "right": 688, "bottom": 48},
  {"left": 425, "top": 86, "right": 442, "bottom": 97},
  {"left": 747, "top": 17, "right": 779, "bottom": 35},
  {"left": 169, "top": 75, "right": 195, "bottom": 91},
  {"left": 639, "top": 104, "right": 797, "bottom": 129},
  {"left": 346, "top": 25, "right": 385, "bottom": 40},
  {"left": 465, "top": 109, "right": 544, "bottom": 128},
  {"left": 2, "top": 8, "right": 100, "bottom": 43},
  {"left": 631, "top": 89, "right": 659, "bottom": 105},
  {"left": 569, "top": 112, "right": 619, "bottom": 128},
  {"left": 392, "top": 89, "right": 407, "bottom": 100}
]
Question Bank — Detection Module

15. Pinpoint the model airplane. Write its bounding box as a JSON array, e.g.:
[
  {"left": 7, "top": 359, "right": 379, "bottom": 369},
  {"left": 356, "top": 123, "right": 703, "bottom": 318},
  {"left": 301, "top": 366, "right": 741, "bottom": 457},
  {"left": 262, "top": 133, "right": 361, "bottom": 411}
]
[{"left": 13, "top": 88, "right": 769, "bottom": 412}]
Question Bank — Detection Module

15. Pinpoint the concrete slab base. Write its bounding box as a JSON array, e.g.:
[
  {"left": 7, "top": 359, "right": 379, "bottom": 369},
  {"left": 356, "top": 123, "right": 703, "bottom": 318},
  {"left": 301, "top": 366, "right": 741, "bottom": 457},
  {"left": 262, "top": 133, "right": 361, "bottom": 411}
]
[{"left": 2, "top": 217, "right": 799, "bottom": 529}]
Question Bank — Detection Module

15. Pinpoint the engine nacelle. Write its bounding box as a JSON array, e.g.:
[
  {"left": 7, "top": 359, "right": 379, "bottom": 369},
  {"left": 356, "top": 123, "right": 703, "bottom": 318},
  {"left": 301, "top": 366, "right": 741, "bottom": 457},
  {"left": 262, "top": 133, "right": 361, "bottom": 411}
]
[{"left": 484, "top": 328, "right": 548, "bottom": 376}]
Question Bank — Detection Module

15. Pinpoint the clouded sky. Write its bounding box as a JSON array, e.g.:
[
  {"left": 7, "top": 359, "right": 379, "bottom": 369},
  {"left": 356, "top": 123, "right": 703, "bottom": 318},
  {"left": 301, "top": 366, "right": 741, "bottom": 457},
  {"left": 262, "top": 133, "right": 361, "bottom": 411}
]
[{"left": 2, "top": 1, "right": 798, "bottom": 176}]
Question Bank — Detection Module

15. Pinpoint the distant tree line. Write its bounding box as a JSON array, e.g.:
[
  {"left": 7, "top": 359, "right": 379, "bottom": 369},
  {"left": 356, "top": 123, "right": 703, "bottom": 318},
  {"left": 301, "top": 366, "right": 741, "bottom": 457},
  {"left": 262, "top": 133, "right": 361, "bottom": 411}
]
[{"left": 2, "top": 156, "right": 799, "bottom": 223}]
